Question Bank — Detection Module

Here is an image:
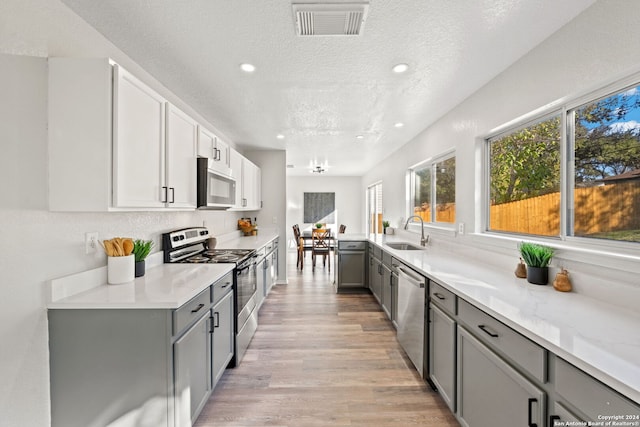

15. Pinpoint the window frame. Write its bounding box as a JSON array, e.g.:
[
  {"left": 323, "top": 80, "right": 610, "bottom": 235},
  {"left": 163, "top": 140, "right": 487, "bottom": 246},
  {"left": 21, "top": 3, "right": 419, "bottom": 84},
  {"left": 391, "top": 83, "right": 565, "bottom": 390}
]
[
  {"left": 482, "top": 72, "right": 640, "bottom": 255},
  {"left": 408, "top": 149, "right": 456, "bottom": 230}
]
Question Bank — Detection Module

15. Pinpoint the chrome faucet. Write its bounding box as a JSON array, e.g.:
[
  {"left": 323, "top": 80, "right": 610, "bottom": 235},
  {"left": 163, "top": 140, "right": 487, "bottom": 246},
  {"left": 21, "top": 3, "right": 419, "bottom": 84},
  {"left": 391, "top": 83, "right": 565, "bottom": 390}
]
[{"left": 404, "top": 215, "right": 429, "bottom": 246}]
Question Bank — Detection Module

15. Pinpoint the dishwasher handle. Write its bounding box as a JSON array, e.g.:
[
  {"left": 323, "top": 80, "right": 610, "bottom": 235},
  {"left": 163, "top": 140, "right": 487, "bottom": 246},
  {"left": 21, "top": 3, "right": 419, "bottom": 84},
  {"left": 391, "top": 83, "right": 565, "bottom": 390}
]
[{"left": 397, "top": 266, "right": 425, "bottom": 288}]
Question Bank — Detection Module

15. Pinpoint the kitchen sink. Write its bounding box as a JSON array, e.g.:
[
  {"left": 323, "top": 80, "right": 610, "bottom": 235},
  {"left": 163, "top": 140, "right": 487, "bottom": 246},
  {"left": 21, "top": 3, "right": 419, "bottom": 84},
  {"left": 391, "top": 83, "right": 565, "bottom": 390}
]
[{"left": 385, "top": 242, "right": 425, "bottom": 251}]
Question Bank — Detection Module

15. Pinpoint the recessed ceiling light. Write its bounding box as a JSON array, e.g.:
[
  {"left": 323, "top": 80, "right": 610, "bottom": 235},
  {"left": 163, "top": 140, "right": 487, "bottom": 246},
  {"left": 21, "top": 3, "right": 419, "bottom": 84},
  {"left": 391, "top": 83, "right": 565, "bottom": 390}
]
[
  {"left": 394, "top": 122, "right": 404, "bottom": 128},
  {"left": 276, "top": 134, "right": 285, "bottom": 139},
  {"left": 240, "top": 63, "right": 256, "bottom": 73},
  {"left": 356, "top": 135, "right": 364, "bottom": 139},
  {"left": 392, "top": 63, "right": 409, "bottom": 73}
]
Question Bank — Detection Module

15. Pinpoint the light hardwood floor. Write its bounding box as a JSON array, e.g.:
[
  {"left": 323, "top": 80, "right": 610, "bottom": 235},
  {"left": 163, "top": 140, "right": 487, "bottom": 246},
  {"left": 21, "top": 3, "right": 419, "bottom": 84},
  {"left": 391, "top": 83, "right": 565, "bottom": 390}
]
[{"left": 195, "top": 251, "right": 459, "bottom": 427}]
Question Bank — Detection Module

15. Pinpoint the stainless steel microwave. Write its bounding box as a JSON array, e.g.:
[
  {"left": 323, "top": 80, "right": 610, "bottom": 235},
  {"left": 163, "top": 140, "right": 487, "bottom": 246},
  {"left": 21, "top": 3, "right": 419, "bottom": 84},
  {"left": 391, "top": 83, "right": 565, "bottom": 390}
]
[{"left": 197, "top": 158, "right": 236, "bottom": 209}]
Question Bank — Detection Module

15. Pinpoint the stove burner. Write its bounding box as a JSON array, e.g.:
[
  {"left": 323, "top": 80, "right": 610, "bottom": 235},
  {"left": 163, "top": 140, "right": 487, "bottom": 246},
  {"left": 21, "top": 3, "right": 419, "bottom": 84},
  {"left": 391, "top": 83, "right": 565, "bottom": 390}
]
[{"left": 185, "top": 256, "right": 210, "bottom": 263}]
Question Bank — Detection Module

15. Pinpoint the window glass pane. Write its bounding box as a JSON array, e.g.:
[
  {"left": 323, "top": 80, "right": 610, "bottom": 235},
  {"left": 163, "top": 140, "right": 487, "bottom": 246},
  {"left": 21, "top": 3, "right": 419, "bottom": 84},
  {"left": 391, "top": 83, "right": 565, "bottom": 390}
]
[
  {"left": 435, "top": 157, "right": 456, "bottom": 223},
  {"left": 573, "top": 85, "right": 640, "bottom": 243},
  {"left": 489, "top": 116, "right": 561, "bottom": 236},
  {"left": 413, "top": 164, "right": 432, "bottom": 223}
]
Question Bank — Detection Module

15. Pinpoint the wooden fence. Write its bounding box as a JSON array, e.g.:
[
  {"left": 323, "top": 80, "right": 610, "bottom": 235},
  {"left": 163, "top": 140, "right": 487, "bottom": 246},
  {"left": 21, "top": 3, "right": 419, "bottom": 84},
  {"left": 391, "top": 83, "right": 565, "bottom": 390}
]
[{"left": 490, "top": 181, "right": 640, "bottom": 236}]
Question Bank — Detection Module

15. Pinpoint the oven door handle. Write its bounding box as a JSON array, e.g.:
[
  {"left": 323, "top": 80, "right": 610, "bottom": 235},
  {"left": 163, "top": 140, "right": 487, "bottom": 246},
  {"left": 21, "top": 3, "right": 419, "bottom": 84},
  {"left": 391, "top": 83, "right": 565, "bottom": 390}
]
[{"left": 236, "top": 263, "right": 255, "bottom": 274}]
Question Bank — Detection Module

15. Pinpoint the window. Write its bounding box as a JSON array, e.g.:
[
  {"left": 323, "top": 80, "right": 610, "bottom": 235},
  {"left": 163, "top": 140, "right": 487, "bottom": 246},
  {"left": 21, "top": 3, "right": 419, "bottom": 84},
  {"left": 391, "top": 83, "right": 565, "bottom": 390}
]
[
  {"left": 367, "top": 182, "right": 383, "bottom": 234},
  {"left": 488, "top": 115, "right": 561, "bottom": 237},
  {"left": 486, "top": 81, "right": 640, "bottom": 244},
  {"left": 410, "top": 153, "right": 456, "bottom": 225},
  {"left": 571, "top": 85, "right": 640, "bottom": 242}
]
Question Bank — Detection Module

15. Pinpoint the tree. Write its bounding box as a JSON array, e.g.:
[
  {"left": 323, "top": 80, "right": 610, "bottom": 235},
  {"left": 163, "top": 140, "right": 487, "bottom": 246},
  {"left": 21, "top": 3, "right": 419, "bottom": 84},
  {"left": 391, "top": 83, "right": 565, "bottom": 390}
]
[
  {"left": 574, "top": 90, "right": 640, "bottom": 184},
  {"left": 490, "top": 116, "right": 561, "bottom": 204}
]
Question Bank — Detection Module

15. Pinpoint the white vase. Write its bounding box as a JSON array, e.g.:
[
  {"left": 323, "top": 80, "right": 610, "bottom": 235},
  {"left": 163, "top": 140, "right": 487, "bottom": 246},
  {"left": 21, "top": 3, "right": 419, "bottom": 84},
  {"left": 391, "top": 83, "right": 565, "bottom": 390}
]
[{"left": 107, "top": 254, "right": 135, "bottom": 284}]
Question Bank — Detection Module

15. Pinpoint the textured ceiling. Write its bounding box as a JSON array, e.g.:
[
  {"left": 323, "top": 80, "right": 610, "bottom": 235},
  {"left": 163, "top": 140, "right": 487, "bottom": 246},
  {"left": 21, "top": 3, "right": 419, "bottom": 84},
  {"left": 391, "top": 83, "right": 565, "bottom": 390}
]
[{"left": 60, "top": 0, "right": 596, "bottom": 176}]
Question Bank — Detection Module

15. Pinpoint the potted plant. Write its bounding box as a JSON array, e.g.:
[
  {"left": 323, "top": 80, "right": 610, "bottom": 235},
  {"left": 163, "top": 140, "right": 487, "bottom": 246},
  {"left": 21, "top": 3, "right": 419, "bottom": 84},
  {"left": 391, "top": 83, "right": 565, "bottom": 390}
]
[
  {"left": 382, "top": 220, "right": 390, "bottom": 234},
  {"left": 518, "top": 242, "right": 554, "bottom": 285},
  {"left": 133, "top": 239, "right": 154, "bottom": 277},
  {"left": 315, "top": 223, "right": 324, "bottom": 229}
]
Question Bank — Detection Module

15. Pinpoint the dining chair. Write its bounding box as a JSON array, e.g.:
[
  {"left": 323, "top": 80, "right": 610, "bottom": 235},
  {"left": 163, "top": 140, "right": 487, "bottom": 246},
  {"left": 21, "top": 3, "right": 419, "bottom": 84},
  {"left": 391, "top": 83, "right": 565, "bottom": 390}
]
[
  {"left": 293, "top": 224, "right": 312, "bottom": 269},
  {"left": 311, "top": 228, "right": 331, "bottom": 271}
]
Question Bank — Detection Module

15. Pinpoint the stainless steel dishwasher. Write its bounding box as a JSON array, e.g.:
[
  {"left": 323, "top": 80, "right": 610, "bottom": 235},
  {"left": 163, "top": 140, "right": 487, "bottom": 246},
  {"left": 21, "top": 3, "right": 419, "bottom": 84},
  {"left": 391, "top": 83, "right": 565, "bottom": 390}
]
[{"left": 396, "top": 263, "right": 427, "bottom": 377}]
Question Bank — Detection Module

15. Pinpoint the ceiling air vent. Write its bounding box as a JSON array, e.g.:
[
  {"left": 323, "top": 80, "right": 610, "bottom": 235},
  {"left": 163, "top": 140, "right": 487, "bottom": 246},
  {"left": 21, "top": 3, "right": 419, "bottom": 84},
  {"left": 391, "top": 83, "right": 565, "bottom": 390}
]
[{"left": 292, "top": 2, "right": 369, "bottom": 36}]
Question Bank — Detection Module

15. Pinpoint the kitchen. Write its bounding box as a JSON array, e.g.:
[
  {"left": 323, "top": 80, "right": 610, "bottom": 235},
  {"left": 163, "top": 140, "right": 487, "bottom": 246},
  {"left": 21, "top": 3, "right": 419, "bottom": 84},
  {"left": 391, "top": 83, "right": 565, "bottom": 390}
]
[{"left": 1, "top": 0, "right": 640, "bottom": 426}]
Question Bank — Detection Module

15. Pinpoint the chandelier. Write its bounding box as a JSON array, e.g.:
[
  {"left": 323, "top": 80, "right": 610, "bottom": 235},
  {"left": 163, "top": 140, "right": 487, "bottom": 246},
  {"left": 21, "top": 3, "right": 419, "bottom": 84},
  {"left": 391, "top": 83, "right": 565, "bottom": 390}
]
[{"left": 311, "top": 165, "right": 325, "bottom": 174}]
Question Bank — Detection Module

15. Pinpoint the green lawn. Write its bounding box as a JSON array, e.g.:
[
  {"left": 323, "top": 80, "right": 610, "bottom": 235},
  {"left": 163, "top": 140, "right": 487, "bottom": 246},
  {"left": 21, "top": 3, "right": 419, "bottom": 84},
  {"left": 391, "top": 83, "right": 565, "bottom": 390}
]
[{"left": 586, "top": 230, "right": 640, "bottom": 243}]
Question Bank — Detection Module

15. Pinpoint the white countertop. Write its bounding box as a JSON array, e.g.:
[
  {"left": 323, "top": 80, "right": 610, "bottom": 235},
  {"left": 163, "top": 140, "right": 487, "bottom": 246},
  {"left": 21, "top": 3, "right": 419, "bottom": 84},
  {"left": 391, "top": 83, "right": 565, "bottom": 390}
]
[
  {"left": 48, "top": 263, "right": 235, "bottom": 309},
  {"left": 47, "top": 231, "right": 278, "bottom": 310},
  {"left": 357, "top": 233, "right": 640, "bottom": 404}
]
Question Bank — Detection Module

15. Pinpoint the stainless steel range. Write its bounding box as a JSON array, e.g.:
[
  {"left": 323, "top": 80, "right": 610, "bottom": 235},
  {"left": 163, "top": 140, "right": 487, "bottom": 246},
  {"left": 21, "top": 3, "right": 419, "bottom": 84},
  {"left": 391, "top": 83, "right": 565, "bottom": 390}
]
[{"left": 162, "top": 227, "right": 258, "bottom": 366}]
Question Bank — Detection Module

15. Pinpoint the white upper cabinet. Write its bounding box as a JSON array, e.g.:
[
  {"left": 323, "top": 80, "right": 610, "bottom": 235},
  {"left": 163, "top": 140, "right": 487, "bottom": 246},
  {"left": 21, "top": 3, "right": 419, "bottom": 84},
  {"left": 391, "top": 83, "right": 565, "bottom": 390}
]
[
  {"left": 197, "top": 127, "right": 216, "bottom": 159},
  {"left": 198, "top": 127, "right": 231, "bottom": 176},
  {"left": 49, "top": 58, "right": 198, "bottom": 211},
  {"left": 113, "top": 65, "right": 167, "bottom": 208},
  {"left": 166, "top": 104, "right": 198, "bottom": 209},
  {"left": 229, "top": 148, "right": 261, "bottom": 211}
]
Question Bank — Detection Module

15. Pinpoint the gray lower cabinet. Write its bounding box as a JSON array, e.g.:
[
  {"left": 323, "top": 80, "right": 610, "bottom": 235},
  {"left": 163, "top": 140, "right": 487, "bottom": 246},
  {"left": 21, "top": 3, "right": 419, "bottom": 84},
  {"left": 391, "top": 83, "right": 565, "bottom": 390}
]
[
  {"left": 49, "top": 274, "right": 235, "bottom": 427},
  {"left": 212, "top": 290, "right": 234, "bottom": 386},
  {"left": 457, "top": 326, "right": 545, "bottom": 427},
  {"left": 336, "top": 241, "right": 367, "bottom": 289},
  {"left": 549, "top": 401, "right": 583, "bottom": 425},
  {"left": 429, "top": 303, "right": 456, "bottom": 412},
  {"left": 370, "top": 256, "right": 382, "bottom": 303},
  {"left": 553, "top": 355, "right": 639, "bottom": 423},
  {"left": 174, "top": 312, "right": 211, "bottom": 427},
  {"left": 381, "top": 262, "right": 392, "bottom": 318}
]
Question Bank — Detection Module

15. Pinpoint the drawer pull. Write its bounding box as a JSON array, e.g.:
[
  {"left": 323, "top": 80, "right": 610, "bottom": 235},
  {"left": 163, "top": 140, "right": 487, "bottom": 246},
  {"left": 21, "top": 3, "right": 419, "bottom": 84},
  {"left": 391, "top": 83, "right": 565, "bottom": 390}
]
[
  {"left": 528, "top": 398, "right": 538, "bottom": 427},
  {"left": 221, "top": 282, "right": 231, "bottom": 289},
  {"left": 433, "top": 292, "right": 446, "bottom": 300},
  {"left": 478, "top": 324, "right": 499, "bottom": 338},
  {"left": 191, "top": 303, "right": 205, "bottom": 313}
]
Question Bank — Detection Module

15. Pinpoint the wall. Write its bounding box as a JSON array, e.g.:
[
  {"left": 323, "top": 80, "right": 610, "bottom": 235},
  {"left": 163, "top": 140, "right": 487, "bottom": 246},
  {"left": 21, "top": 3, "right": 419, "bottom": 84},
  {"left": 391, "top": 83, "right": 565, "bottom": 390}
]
[
  {"left": 0, "top": 1, "right": 245, "bottom": 425},
  {"left": 362, "top": 0, "right": 640, "bottom": 309},
  {"left": 286, "top": 176, "right": 363, "bottom": 248},
  {"left": 244, "top": 150, "right": 288, "bottom": 282}
]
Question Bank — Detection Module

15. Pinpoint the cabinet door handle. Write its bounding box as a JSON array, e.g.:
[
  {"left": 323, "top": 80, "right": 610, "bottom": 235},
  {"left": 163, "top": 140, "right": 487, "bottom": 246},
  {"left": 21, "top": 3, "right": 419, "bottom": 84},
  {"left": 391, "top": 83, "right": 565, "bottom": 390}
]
[
  {"left": 191, "top": 303, "right": 205, "bottom": 313},
  {"left": 213, "top": 311, "right": 220, "bottom": 328},
  {"left": 527, "top": 398, "right": 538, "bottom": 427},
  {"left": 161, "top": 186, "right": 168, "bottom": 203},
  {"left": 549, "top": 415, "right": 561, "bottom": 426},
  {"left": 169, "top": 187, "right": 175, "bottom": 203},
  {"left": 433, "top": 292, "right": 446, "bottom": 300},
  {"left": 478, "top": 324, "right": 499, "bottom": 338}
]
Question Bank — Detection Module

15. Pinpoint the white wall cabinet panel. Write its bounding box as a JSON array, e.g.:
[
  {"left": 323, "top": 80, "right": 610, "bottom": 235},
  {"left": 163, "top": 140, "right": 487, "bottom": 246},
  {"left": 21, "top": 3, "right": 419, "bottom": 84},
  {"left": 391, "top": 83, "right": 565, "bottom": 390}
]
[
  {"left": 229, "top": 148, "right": 261, "bottom": 211},
  {"left": 113, "top": 64, "right": 166, "bottom": 208},
  {"left": 166, "top": 104, "right": 197, "bottom": 209},
  {"left": 198, "top": 128, "right": 231, "bottom": 176},
  {"left": 197, "top": 126, "right": 216, "bottom": 159}
]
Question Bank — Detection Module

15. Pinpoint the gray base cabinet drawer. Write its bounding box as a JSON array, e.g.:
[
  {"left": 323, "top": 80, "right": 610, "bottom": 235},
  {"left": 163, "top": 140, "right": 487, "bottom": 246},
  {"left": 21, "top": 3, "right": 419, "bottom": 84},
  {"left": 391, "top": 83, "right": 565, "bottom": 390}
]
[
  {"left": 430, "top": 281, "right": 456, "bottom": 315},
  {"left": 458, "top": 299, "right": 546, "bottom": 382},
  {"left": 338, "top": 240, "right": 366, "bottom": 250},
  {"left": 555, "top": 357, "right": 640, "bottom": 421},
  {"left": 212, "top": 272, "right": 233, "bottom": 305},
  {"left": 173, "top": 288, "right": 212, "bottom": 335}
]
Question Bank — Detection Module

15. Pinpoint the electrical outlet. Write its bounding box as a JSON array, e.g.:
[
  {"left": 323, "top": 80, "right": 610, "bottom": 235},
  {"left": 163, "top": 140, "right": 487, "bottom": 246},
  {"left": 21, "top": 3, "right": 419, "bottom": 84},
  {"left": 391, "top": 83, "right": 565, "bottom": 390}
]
[
  {"left": 458, "top": 223, "right": 465, "bottom": 235},
  {"left": 85, "top": 232, "right": 98, "bottom": 254}
]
